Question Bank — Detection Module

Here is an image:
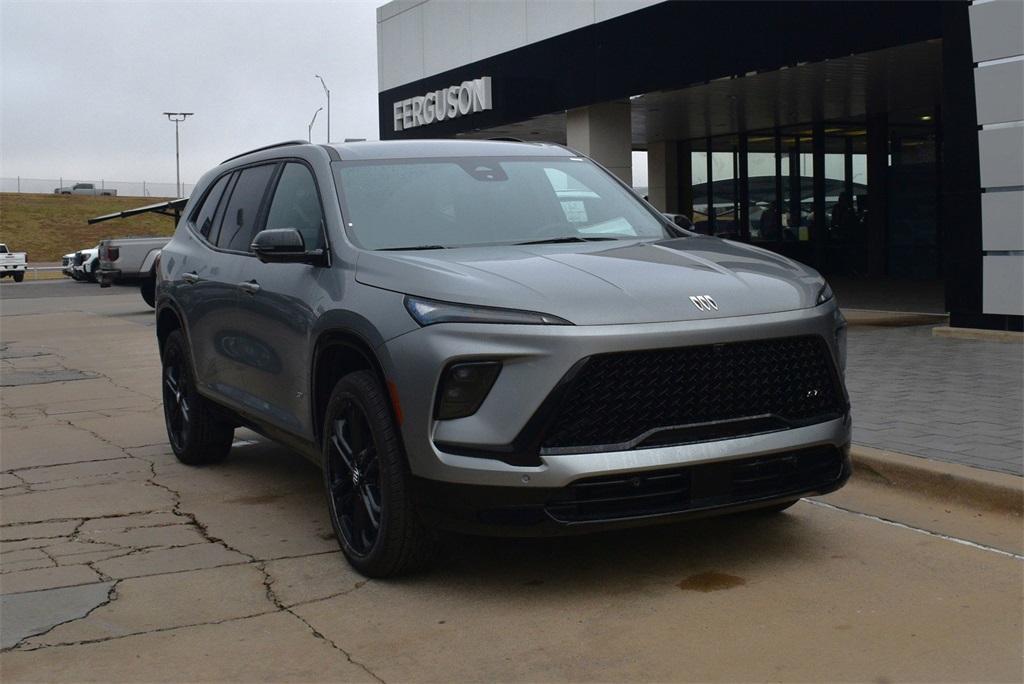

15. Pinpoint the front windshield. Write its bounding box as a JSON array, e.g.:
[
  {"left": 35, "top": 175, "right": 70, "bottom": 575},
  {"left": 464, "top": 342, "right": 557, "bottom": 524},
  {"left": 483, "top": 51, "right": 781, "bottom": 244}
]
[{"left": 334, "top": 156, "right": 673, "bottom": 250}]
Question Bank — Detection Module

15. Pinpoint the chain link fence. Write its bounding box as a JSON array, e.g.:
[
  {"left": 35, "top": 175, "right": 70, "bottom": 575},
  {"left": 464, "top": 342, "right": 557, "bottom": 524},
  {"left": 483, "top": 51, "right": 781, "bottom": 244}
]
[{"left": 0, "top": 177, "right": 194, "bottom": 198}]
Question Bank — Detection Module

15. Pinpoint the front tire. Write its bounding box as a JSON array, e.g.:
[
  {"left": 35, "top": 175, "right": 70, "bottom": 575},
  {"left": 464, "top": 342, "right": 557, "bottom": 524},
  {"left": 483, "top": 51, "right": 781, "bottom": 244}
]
[
  {"left": 161, "top": 329, "right": 233, "bottom": 465},
  {"left": 322, "top": 370, "right": 436, "bottom": 578}
]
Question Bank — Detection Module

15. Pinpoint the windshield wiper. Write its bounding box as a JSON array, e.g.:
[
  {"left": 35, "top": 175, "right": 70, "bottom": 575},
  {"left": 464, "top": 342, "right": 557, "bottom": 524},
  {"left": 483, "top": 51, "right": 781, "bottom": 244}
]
[
  {"left": 377, "top": 244, "right": 447, "bottom": 251},
  {"left": 515, "top": 236, "right": 619, "bottom": 245}
]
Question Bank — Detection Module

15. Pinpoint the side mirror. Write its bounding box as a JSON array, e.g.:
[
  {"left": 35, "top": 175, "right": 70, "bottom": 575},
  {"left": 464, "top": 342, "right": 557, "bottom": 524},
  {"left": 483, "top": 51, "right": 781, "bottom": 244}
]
[{"left": 251, "top": 228, "right": 325, "bottom": 265}]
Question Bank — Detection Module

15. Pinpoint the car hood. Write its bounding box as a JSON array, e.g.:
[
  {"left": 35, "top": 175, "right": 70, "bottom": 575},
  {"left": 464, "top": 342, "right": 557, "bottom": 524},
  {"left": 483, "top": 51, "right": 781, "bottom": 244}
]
[{"left": 355, "top": 237, "right": 827, "bottom": 325}]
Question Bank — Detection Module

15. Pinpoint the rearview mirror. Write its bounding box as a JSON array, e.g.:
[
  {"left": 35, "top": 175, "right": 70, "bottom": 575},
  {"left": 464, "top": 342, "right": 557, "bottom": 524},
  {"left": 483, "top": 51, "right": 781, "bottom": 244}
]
[{"left": 251, "top": 228, "right": 325, "bottom": 265}]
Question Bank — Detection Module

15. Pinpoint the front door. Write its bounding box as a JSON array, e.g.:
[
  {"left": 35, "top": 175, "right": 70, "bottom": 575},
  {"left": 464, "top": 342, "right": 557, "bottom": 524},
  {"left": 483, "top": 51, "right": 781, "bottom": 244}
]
[{"left": 229, "top": 161, "right": 331, "bottom": 440}]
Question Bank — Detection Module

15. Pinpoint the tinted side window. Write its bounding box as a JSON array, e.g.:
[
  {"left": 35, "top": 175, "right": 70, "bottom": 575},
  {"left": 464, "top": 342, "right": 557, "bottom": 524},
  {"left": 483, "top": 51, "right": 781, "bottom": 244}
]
[
  {"left": 265, "top": 163, "right": 325, "bottom": 250},
  {"left": 216, "top": 164, "right": 276, "bottom": 252},
  {"left": 191, "top": 174, "right": 231, "bottom": 242}
]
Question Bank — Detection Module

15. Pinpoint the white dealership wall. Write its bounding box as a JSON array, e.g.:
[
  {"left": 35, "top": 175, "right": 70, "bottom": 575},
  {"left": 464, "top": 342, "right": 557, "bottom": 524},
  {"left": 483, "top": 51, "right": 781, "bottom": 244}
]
[
  {"left": 970, "top": 0, "right": 1024, "bottom": 316},
  {"left": 377, "top": 0, "right": 664, "bottom": 91}
]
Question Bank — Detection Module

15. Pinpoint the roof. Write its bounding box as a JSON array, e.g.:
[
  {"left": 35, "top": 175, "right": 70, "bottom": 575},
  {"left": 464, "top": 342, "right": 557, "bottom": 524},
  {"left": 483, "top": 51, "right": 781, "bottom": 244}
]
[{"left": 329, "top": 139, "right": 574, "bottom": 161}]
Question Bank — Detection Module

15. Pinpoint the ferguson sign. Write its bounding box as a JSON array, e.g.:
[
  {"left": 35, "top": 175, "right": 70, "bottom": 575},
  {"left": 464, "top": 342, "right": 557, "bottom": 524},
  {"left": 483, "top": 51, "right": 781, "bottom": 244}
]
[{"left": 393, "top": 77, "right": 492, "bottom": 132}]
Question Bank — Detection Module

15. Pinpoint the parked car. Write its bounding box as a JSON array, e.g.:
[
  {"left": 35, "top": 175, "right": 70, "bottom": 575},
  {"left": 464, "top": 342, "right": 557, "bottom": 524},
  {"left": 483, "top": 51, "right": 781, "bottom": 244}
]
[
  {"left": 155, "top": 139, "right": 850, "bottom": 578},
  {"left": 62, "top": 247, "right": 100, "bottom": 282},
  {"left": 97, "top": 236, "right": 169, "bottom": 307},
  {"left": 54, "top": 182, "right": 116, "bottom": 196},
  {"left": 0, "top": 244, "right": 27, "bottom": 282}
]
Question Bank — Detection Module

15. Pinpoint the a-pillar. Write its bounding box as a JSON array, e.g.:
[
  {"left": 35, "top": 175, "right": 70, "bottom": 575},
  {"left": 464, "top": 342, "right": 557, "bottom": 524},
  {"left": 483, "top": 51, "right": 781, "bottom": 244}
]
[{"left": 567, "top": 100, "right": 633, "bottom": 185}]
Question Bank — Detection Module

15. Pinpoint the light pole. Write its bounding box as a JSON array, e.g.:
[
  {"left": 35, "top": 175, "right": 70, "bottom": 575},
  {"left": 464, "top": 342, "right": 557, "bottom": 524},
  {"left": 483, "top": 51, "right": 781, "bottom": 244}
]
[
  {"left": 314, "top": 74, "right": 330, "bottom": 143},
  {"left": 163, "top": 112, "right": 193, "bottom": 197},
  {"left": 307, "top": 107, "right": 323, "bottom": 143}
]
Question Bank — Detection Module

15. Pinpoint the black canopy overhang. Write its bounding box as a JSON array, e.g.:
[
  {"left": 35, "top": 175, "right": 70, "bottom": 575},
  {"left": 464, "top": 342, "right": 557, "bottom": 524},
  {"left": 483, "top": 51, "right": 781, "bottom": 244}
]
[{"left": 87, "top": 198, "right": 189, "bottom": 225}]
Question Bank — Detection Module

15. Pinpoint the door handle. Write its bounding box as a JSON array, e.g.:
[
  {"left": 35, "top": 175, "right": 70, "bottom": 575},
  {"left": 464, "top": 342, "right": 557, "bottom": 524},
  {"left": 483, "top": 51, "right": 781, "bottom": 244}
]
[
  {"left": 182, "top": 271, "right": 201, "bottom": 284},
  {"left": 238, "top": 280, "right": 261, "bottom": 295}
]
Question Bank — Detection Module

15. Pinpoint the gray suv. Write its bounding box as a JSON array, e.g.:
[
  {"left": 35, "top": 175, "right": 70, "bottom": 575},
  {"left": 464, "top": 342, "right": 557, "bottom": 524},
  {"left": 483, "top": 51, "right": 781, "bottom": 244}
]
[{"left": 156, "top": 139, "right": 850, "bottom": 577}]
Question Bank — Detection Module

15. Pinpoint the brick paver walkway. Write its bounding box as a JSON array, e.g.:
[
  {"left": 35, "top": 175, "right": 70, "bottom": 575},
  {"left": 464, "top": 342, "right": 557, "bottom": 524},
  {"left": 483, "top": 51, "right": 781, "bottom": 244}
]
[{"left": 846, "top": 324, "right": 1023, "bottom": 476}]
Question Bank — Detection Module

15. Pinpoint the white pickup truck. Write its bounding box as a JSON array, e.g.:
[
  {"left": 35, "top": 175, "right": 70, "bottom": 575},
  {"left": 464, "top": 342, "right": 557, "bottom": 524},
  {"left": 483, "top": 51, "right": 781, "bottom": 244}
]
[
  {"left": 98, "top": 236, "right": 170, "bottom": 307},
  {"left": 0, "top": 244, "right": 27, "bottom": 282},
  {"left": 54, "top": 182, "right": 117, "bottom": 196}
]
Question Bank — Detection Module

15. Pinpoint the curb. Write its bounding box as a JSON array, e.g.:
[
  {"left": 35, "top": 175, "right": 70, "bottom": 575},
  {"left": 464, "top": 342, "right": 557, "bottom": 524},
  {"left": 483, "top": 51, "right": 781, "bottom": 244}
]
[
  {"left": 842, "top": 309, "right": 948, "bottom": 328},
  {"left": 850, "top": 445, "right": 1023, "bottom": 515},
  {"left": 932, "top": 325, "right": 1024, "bottom": 343}
]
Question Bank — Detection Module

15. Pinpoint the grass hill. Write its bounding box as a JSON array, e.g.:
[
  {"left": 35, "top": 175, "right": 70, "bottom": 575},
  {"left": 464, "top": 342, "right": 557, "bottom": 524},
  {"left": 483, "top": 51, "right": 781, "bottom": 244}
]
[{"left": 0, "top": 193, "right": 178, "bottom": 262}]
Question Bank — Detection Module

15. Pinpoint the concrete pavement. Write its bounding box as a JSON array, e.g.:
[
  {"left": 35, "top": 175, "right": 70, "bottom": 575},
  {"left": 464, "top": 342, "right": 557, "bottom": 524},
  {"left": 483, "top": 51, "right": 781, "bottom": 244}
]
[{"left": 1, "top": 288, "right": 1022, "bottom": 682}]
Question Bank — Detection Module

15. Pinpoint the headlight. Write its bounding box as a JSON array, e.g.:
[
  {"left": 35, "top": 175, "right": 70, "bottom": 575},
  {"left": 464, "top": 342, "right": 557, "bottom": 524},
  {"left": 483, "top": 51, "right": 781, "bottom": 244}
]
[
  {"left": 404, "top": 296, "right": 572, "bottom": 326},
  {"left": 817, "top": 282, "right": 834, "bottom": 306}
]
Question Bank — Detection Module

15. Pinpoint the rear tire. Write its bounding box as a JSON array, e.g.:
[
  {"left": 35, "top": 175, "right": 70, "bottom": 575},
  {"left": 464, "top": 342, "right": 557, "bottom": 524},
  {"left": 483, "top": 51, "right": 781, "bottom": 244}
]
[
  {"left": 140, "top": 277, "right": 156, "bottom": 308},
  {"left": 87, "top": 263, "right": 98, "bottom": 283},
  {"left": 322, "top": 370, "right": 436, "bottom": 578},
  {"left": 12, "top": 272, "right": 24, "bottom": 283},
  {"left": 160, "top": 329, "right": 233, "bottom": 465}
]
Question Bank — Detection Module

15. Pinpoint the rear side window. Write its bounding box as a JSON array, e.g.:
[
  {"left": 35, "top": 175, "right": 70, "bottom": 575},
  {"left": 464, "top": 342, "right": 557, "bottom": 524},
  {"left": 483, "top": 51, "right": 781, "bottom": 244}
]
[
  {"left": 191, "top": 174, "right": 231, "bottom": 242},
  {"left": 216, "top": 164, "right": 276, "bottom": 252},
  {"left": 264, "top": 163, "right": 325, "bottom": 250}
]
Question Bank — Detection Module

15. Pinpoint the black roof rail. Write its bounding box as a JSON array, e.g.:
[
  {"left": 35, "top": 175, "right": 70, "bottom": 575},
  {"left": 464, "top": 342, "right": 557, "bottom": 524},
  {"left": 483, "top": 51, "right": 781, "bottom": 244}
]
[
  {"left": 221, "top": 140, "right": 309, "bottom": 164},
  {"left": 488, "top": 137, "right": 525, "bottom": 142}
]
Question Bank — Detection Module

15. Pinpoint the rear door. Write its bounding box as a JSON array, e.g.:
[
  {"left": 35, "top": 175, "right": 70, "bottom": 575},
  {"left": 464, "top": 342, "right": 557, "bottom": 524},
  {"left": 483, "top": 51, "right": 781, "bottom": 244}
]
[
  {"left": 177, "top": 164, "right": 277, "bottom": 407},
  {"left": 229, "top": 161, "right": 330, "bottom": 439}
]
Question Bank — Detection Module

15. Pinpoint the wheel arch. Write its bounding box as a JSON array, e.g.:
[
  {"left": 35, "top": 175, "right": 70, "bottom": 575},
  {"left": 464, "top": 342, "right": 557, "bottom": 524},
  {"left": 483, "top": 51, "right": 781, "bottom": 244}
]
[
  {"left": 311, "top": 328, "right": 395, "bottom": 447},
  {"left": 156, "top": 302, "right": 187, "bottom": 358}
]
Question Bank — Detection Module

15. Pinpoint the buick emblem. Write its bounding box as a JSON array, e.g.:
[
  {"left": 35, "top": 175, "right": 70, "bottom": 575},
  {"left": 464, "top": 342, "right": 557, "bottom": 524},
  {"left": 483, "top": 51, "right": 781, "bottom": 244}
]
[{"left": 689, "top": 295, "right": 718, "bottom": 312}]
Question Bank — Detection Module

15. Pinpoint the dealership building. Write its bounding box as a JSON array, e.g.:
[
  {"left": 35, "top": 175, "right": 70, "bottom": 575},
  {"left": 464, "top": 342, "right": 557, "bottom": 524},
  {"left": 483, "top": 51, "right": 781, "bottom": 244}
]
[{"left": 377, "top": 0, "right": 1023, "bottom": 331}]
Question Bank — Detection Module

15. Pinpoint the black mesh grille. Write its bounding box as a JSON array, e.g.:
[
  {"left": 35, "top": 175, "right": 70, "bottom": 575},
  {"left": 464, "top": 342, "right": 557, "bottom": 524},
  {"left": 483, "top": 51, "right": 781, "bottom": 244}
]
[
  {"left": 546, "top": 446, "right": 844, "bottom": 523},
  {"left": 541, "top": 336, "right": 845, "bottom": 451}
]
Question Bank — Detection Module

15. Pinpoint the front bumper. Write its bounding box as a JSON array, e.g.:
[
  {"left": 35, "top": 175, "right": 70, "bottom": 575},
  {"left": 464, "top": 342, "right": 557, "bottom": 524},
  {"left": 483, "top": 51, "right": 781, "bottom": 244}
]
[
  {"left": 384, "top": 301, "right": 848, "bottom": 489},
  {"left": 413, "top": 443, "right": 851, "bottom": 536}
]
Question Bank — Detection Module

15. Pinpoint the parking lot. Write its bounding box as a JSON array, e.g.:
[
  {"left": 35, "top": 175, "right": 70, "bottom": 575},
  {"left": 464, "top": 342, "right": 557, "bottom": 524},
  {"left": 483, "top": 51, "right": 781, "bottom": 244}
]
[{"left": 1, "top": 280, "right": 1022, "bottom": 682}]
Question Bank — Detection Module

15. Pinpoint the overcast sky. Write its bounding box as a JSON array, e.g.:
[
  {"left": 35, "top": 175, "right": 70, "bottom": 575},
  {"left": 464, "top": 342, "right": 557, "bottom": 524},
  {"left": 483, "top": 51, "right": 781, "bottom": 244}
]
[{"left": 1, "top": 0, "right": 382, "bottom": 186}]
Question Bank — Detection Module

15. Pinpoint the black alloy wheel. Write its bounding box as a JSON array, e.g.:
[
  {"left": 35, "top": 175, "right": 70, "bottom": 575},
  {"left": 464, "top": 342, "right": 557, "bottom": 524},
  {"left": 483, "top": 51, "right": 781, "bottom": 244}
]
[
  {"left": 163, "top": 351, "right": 192, "bottom": 453},
  {"left": 160, "top": 329, "right": 233, "bottom": 465},
  {"left": 325, "top": 399, "right": 383, "bottom": 557},
  {"left": 321, "top": 370, "right": 436, "bottom": 577}
]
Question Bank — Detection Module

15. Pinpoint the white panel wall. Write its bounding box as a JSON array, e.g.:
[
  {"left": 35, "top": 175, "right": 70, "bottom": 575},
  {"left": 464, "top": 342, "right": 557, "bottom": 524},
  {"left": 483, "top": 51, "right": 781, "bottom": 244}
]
[
  {"left": 378, "top": 0, "right": 666, "bottom": 90},
  {"left": 423, "top": 1, "right": 473, "bottom": 78},
  {"left": 978, "top": 126, "right": 1024, "bottom": 188},
  {"left": 982, "top": 191, "right": 1024, "bottom": 251},
  {"left": 469, "top": 1, "right": 528, "bottom": 66},
  {"left": 379, "top": 4, "right": 425, "bottom": 94},
  {"left": 969, "top": 0, "right": 1024, "bottom": 63},
  {"left": 526, "top": 0, "right": 594, "bottom": 44},
  {"left": 982, "top": 255, "right": 1024, "bottom": 316},
  {"left": 970, "top": 0, "right": 1024, "bottom": 319},
  {"left": 974, "top": 60, "right": 1024, "bottom": 125}
]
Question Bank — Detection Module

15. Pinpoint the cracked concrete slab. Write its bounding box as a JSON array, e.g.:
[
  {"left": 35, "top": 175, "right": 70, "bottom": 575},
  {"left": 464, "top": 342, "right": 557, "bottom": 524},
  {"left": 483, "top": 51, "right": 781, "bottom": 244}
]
[
  {"left": 0, "top": 424, "right": 126, "bottom": 470},
  {"left": 14, "top": 457, "right": 152, "bottom": 485},
  {"left": 291, "top": 503, "right": 1023, "bottom": 683},
  {"left": 90, "top": 542, "right": 250, "bottom": 580},
  {"left": 1, "top": 582, "right": 115, "bottom": 649},
  {"left": 262, "top": 552, "right": 364, "bottom": 608},
  {"left": 65, "top": 411, "right": 169, "bottom": 451},
  {"left": 2, "top": 481, "right": 176, "bottom": 525},
  {"left": 0, "top": 370, "right": 99, "bottom": 387},
  {"left": 22, "top": 564, "right": 273, "bottom": 648},
  {"left": 1, "top": 520, "right": 80, "bottom": 542},
  {"left": 2, "top": 611, "right": 376, "bottom": 683},
  {"left": 1, "top": 564, "right": 103, "bottom": 594},
  {"left": 79, "top": 523, "right": 206, "bottom": 549}
]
